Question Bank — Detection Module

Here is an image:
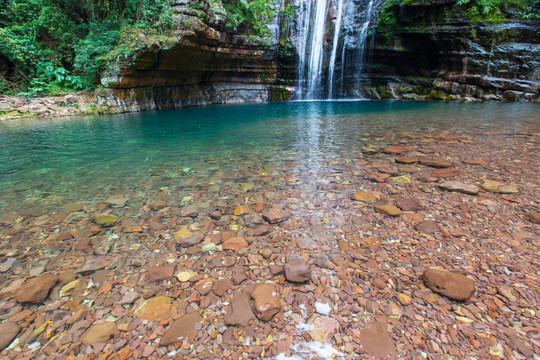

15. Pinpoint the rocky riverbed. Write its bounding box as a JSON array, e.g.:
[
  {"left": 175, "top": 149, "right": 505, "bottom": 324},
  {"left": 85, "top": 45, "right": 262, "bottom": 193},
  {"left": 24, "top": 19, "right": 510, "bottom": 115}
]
[{"left": 0, "top": 118, "right": 539, "bottom": 359}]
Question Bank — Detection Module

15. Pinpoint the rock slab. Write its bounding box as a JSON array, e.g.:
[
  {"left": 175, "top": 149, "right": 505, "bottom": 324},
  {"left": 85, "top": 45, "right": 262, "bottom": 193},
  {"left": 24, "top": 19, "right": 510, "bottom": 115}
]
[{"left": 422, "top": 268, "right": 476, "bottom": 301}]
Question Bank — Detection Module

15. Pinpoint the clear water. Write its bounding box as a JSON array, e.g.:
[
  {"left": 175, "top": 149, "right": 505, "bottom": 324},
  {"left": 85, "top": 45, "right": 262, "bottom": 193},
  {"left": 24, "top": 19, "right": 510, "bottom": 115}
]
[{"left": 0, "top": 101, "right": 538, "bottom": 213}]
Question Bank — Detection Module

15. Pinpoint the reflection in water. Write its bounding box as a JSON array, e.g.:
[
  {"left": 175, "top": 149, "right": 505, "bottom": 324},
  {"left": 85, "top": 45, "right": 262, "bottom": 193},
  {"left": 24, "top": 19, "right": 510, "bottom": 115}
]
[{"left": 0, "top": 100, "right": 538, "bottom": 212}]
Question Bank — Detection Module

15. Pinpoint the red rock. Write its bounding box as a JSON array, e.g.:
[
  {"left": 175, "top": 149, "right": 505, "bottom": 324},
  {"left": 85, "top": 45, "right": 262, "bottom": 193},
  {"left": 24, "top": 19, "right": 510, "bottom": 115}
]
[
  {"left": 0, "top": 322, "right": 20, "bottom": 350},
  {"left": 422, "top": 268, "right": 476, "bottom": 301},
  {"left": 284, "top": 254, "right": 311, "bottom": 283},
  {"left": 262, "top": 208, "right": 290, "bottom": 224},
  {"left": 357, "top": 319, "right": 397, "bottom": 359},
  {"left": 15, "top": 273, "right": 58, "bottom": 304},
  {"left": 222, "top": 237, "right": 248, "bottom": 252},
  {"left": 81, "top": 321, "right": 117, "bottom": 346},
  {"left": 225, "top": 290, "right": 255, "bottom": 327},
  {"left": 160, "top": 311, "right": 202, "bottom": 345},
  {"left": 396, "top": 198, "right": 423, "bottom": 211},
  {"left": 213, "top": 279, "right": 232, "bottom": 296},
  {"left": 251, "top": 283, "right": 282, "bottom": 321},
  {"left": 432, "top": 168, "right": 461, "bottom": 178},
  {"left": 367, "top": 173, "right": 391, "bottom": 183},
  {"left": 420, "top": 158, "right": 453, "bottom": 168},
  {"left": 145, "top": 265, "right": 175, "bottom": 282},
  {"left": 383, "top": 145, "right": 407, "bottom": 154}
]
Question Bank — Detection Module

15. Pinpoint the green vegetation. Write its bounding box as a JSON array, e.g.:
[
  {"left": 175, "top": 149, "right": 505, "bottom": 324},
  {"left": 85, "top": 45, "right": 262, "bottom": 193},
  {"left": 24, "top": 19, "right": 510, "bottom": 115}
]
[
  {"left": 0, "top": 0, "right": 175, "bottom": 96},
  {"left": 222, "top": 0, "right": 277, "bottom": 36}
]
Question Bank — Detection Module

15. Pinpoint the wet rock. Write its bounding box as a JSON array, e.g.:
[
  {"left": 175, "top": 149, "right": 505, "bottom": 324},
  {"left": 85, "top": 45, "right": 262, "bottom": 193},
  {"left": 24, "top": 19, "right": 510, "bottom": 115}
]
[
  {"left": 15, "top": 273, "right": 58, "bottom": 304},
  {"left": 222, "top": 237, "right": 248, "bottom": 252},
  {"left": 396, "top": 198, "right": 423, "bottom": 211},
  {"left": 149, "top": 201, "right": 167, "bottom": 211},
  {"left": 432, "top": 168, "right": 461, "bottom": 178},
  {"left": 119, "top": 291, "right": 140, "bottom": 305},
  {"left": 105, "top": 195, "right": 128, "bottom": 208},
  {"left": 351, "top": 192, "right": 379, "bottom": 202},
  {"left": 244, "top": 214, "right": 264, "bottom": 227},
  {"left": 284, "top": 254, "right": 311, "bottom": 283},
  {"left": 79, "top": 257, "right": 111, "bottom": 275},
  {"left": 360, "top": 236, "right": 382, "bottom": 248},
  {"left": 145, "top": 265, "right": 175, "bottom": 282},
  {"left": 234, "top": 206, "right": 249, "bottom": 216},
  {"left": 395, "top": 156, "right": 419, "bottom": 164},
  {"left": 480, "top": 179, "right": 519, "bottom": 194},
  {"left": 262, "top": 208, "right": 290, "bottom": 224},
  {"left": 213, "top": 279, "right": 232, "bottom": 296},
  {"left": 177, "top": 232, "right": 205, "bottom": 248},
  {"left": 415, "top": 221, "right": 437, "bottom": 234},
  {"left": 396, "top": 293, "right": 412, "bottom": 306},
  {"left": 420, "top": 158, "right": 453, "bottom": 168},
  {"left": 0, "top": 322, "right": 20, "bottom": 350},
  {"left": 251, "top": 283, "right": 281, "bottom": 321},
  {"left": 422, "top": 268, "right": 476, "bottom": 301},
  {"left": 225, "top": 291, "right": 255, "bottom": 327},
  {"left": 367, "top": 173, "right": 391, "bottom": 183},
  {"left": 524, "top": 211, "right": 540, "bottom": 224},
  {"left": 357, "top": 319, "right": 397, "bottom": 359},
  {"left": 180, "top": 206, "right": 199, "bottom": 218},
  {"left": 81, "top": 322, "right": 117, "bottom": 346},
  {"left": 439, "top": 181, "right": 480, "bottom": 195},
  {"left": 375, "top": 204, "right": 402, "bottom": 217},
  {"left": 133, "top": 296, "right": 172, "bottom": 321},
  {"left": 307, "top": 314, "right": 340, "bottom": 343},
  {"left": 93, "top": 214, "right": 118, "bottom": 227},
  {"left": 383, "top": 145, "right": 407, "bottom": 154},
  {"left": 160, "top": 312, "right": 202, "bottom": 346},
  {"left": 176, "top": 271, "right": 197, "bottom": 282}
]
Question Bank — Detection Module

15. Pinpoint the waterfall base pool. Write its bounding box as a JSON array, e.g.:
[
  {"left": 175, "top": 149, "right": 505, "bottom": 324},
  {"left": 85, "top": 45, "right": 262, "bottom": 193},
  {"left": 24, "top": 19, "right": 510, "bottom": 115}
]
[{"left": 0, "top": 100, "right": 539, "bottom": 359}]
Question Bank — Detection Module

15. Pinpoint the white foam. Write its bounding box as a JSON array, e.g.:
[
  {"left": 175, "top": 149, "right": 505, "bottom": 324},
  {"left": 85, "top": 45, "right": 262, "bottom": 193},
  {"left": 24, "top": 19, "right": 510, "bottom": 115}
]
[
  {"left": 296, "top": 322, "right": 314, "bottom": 332},
  {"left": 273, "top": 341, "right": 344, "bottom": 360},
  {"left": 315, "top": 302, "right": 332, "bottom": 315}
]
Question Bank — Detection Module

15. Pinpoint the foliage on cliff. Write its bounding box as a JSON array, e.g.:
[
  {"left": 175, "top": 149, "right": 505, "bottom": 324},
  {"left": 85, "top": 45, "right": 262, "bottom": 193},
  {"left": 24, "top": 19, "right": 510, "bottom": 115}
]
[{"left": 0, "top": 0, "right": 174, "bottom": 96}]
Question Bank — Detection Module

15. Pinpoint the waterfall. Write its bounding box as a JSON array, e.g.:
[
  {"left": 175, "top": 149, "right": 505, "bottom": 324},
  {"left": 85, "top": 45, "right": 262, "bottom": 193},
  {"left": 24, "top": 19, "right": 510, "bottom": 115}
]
[{"left": 293, "top": 0, "right": 381, "bottom": 100}]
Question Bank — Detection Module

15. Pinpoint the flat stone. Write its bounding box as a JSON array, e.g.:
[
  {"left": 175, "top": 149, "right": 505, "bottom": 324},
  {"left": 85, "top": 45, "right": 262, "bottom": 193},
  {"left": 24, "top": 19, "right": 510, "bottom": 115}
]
[
  {"left": 251, "top": 283, "right": 281, "bottom": 321},
  {"left": 79, "top": 257, "right": 111, "bottom": 275},
  {"left": 432, "top": 168, "right": 461, "bottom": 178},
  {"left": 93, "top": 214, "right": 118, "bottom": 227},
  {"left": 119, "top": 291, "right": 140, "bottom": 305},
  {"left": 524, "top": 211, "right": 540, "bottom": 224},
  {"left": 307, "top": 314, "right": 340, "bottom": 343},
  {"left": 439, "top": 181, "right": 480, "bottom": 195},
  {"left": 351, "top": 192, "right": 379, "bottom": 202},
  {"left": 383, "top": 145, "right": 407, "bottom": 154},
  {"left": 395, "top": 156, "right": 419, "bottom": 164},
  {"left": 105, "top": 195, "right": 128, "bottom": 208},
  {"left": 222, "top": 237, "right": 248, "bottom": 252},
  {"left": 149, "top": 201, "right": 167, "bottom": 211},
  {"left": 160, "top": 311, "right": 202, "bottom": 346},
  {"left": 415, "top": 221, "right": 437, "bottom": 234},
  {"left": 81, "top": 321, "right": 117, "bottom": 346},
  {"left": 0, "top": 322, "right": 21, "bottom": 350},
  {"left": 422, "top": 268, "right": 476, "bottom": 301},
  {"left": 396, "top": 198, "right": 423, "bottom": 211},
  {"left": 177, "top": 232, "right": 205, "bottom": 248},
  {"left": 375, "top": 204, "right": 402, "bottom": 217},
  {"left": 133, "top": 296, "right": 172, "bottom": 321},
  {"left": 357, "top": 319, "right": 397, "bottom": 359},
  {"left": 213, "top": 279, "right": 232, "bottom": 296},
  {"left": 145, "top": 265, "right": 175, "bottom": 282},
  {"left": 480, "top": 179, "right": 519, "bottom": 194},
  {"left": 284, "top": 254, "right": 311, "bottom": 283},
  {"left": 180, "top": 206, "right": 199, "bottom": 217},
  {"left": 367, "top": 173, "right": 391, "bottom": 183},
  {"left": 420, "top": 158, "right": 453, "bottom": 168},
  {"left": 244, "top": 214, "right": 264, "bottom": 227},
  {"left": 225, "top": 290, "right": 255, "bottom": 327},
  {"left": 262, "top": 208, "right": 290, "bottom": 224},
  {"left": 15, "top": 274, "right": 58, "bottom": 304}
]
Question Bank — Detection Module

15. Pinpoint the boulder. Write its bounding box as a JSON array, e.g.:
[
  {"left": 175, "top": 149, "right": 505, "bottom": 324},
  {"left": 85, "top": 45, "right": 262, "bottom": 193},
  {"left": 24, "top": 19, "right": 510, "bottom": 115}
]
[{"left": 422, "top": 268, "right": 476, "bottom": 301}]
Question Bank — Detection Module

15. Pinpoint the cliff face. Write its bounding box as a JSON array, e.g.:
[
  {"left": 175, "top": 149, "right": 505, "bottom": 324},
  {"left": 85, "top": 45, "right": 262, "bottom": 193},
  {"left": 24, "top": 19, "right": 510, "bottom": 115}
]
[
  {"left": 101, "top": 0, "right": 294, "bottom": 112},
  {"left": 367, "top": 0, "right": 540, "bottom": 101}
]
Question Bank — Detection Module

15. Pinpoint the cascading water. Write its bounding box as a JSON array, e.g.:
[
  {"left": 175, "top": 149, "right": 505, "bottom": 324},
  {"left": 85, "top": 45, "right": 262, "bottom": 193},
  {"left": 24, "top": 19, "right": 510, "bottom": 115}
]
[{"left": 293, "top": 0, "right": 382, "bottom": 99}]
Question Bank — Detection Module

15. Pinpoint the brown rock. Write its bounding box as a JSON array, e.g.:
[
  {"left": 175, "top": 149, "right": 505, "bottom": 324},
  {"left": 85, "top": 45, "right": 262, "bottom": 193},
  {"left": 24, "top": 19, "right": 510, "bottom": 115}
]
[
  {"left": 225, "top": 290, "right": 255, "bottom": 327},
  {"left": 234, "top": 206, "right": 249, "bottom": 216},
  {"left": 15, "top": 274, "right": 58, "bottom": 304},
  {"left": 420, "top": 158, "right": 453, "bottom": 168},
  {"left": 251, "top": 283, "right": 282, "bottom": 321},
  {"left": 524, "top": 212, "right": 540, "bottom": 224},
  {"left": 351, "top": 192, "right": 379, "bottom": 202},
  {"left": 213, "top": 279, "right": 232, "bottom": 296},
  {"left": 395, "top": 156, "right": 419, "bottom": 164},
  {"left": 480, "top": 179, "right": 519, "bottom": 194},
  {"left": 262, "top": 208, "right": 290, "bottom": 224},
  {"left": 375, "top": 204, "right": 402, "bottom": 217},
  {"left": 383, "top": 145, "right": 407, "bottom": 154},
  {"left": 180, "top": 206, "right": 198, "bottom": 218},
  {"left": 422, "top": 268, "right": 476, "bottom": 301},
  {"left": 222, "top": 237, "right": 248, "bottom": 252},
  {"left": 367, "top": 173, "right": 391, "bottom": 183},
  {"left": 396, "top": 198, "right": 423, "bottom": 211},
  {"left": 307, "top": 314, "right": 340, "bottom": 343},
  {"left": 415, "top": 221, "right": 437, "bottom": 234},
  {"left": 357, "top": 319, "right": 397, "bottom": 359},
  {"left": 432, "top": 168, "right": 460, "bottom": 178},
  {"left": 0, "top": 322, "right": 20, "bottom": 350},
  {"left": 149, "top": 201, "right": 167, "bottom": 211},
  {"left": 160, "top": 312, "right": 202, "bottom": 346},
  {"left": 145, "top": 265, "right": 175, "bottom": 282},
  {"left": 133, "top": 296, "right": 172, "bottom": 321},
  {"left": 81, "top": 322, "right": 117, "bottom": 346},
  {"left": 177, "top": 232, "right": 205, "bottom": 248},
  {"left": 284, "top": 254, "right": 311, "bottom": 283},
  {"left": 439, "top": 181, "right": 480, "bottom": 195}
]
